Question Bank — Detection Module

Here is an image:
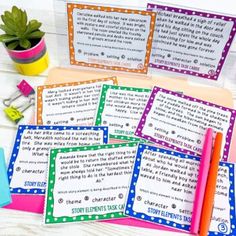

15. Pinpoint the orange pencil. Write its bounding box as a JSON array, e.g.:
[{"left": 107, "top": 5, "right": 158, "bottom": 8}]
[{"left": 199, "top": 132, "right": 223, "bottom": 236}]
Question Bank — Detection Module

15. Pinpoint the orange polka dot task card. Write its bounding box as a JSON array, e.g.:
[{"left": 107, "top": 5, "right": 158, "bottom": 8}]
[
  {"left": 67, "top": 3, "right": 156, "bottom": 74},
  {"left": 36, "top": 77, "right": 117, "bottom": 126}
]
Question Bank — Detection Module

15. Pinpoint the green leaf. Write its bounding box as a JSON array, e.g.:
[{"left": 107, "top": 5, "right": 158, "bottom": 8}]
[
  {"left": 12, "top": 6, "right": 20, "bottom": 20},
  {"left": 19, "top": 38, "right": 31, "bottom": 49},
  {"left": 4, "top": 11, "right": 12, "bottom": 20},
  {"left": 0, "top": 24, "right": 15, "bottom": 35},
  {"left": 21, "top": 10, "right": 27, "bottom": 30},
  {"left": 29, "top": 20, "right": 42, "bottom": 32},
  {"left": 18, "top": 11, "right": 24, "bottom": 33},
  {"left": 0, "top": 34, "right": 18, "bottom": 43},
  {"left": 22, "top": 20, "right": 42, "bottom": 37},
  {"left": 22, "top": 23, "right": 31, "bottom": 37},
  {"left": 13, "top": 7, "right": 23, "bottom": 31},
  {"left": 1, "top": 14, "right": 17, "bottom": 32},
  {"left": 7, "top": 41, "right": 19, "bottom": 50},
  {"left": 27, "top": 30, "right": 44, "bottom": 39},
  {"left": 29, "top": 19, "right": 38, "bottom": 24}
]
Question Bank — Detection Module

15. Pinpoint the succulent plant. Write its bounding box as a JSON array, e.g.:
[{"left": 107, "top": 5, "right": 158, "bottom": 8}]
[{"left": 0, "top": 6, "right": 45, "bottom": 50}]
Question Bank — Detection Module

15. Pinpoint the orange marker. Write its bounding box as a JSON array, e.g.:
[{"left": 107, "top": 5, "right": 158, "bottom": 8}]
[{"left": 199, "top": 132, "right": 223, "bottom": 236}]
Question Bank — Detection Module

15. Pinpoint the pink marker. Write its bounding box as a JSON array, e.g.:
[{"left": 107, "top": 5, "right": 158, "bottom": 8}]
[{"left": 190, "top": 128, "right": 213, "bottom": 234}]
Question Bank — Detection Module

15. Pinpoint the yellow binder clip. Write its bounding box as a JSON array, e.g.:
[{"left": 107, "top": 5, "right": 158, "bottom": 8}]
[
  {"left": 4, "top": 98, "right": 34, "bottom": 124},
  {"left": 4, "top": 106, "right": 24, "bottom": 124}
]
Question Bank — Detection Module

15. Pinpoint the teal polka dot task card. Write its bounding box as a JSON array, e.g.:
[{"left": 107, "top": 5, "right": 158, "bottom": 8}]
[
  {"left": 95, "top": 84, "right": 151, "bottom": 142},
  {"left": 44, "top": 142, "right": 138, "bottom": 224},
  {"left": 125, "top": 143, "right": 236, "bottom": 235},
  {"left": 7, "top": 125, "right": 108, "bottom": 195},
  {"left": 0, "top": 148, "right": 11, "bottom": 207}
]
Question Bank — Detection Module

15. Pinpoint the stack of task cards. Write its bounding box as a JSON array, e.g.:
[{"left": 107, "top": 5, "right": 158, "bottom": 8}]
[
  {"left": 8, "top": 125, "right": 108, "bottom": 195},
  {"left": 125, "top": 144, "right": 236, "bottom": 235},
  {"left": 6, "top": 2, "right": 236, "bottom": 234},
  {"left": 0, "top": 148, "right": 11, "bottom": 207}
]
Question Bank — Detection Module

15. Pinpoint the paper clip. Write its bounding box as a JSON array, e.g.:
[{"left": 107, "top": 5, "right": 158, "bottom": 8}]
[
  {"left": 3, "top": 80, "right": 35, "bottom": 107},
  {"left": 4, "top": 98, "right": 35, "bottom": 124}
]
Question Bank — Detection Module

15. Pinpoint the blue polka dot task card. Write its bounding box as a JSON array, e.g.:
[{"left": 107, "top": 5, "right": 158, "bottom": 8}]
[
  {"left": 7, "top": 125, "right": 108, "bottom": 195},
  {"left": 125, "top": 144, "right": 236, "bottom": 236},
  {"left": 44, "top": 142, "right": 138, "bottom": 225},
  {"left": 0, "top": 148, "right": 11, "bottom": 207}
]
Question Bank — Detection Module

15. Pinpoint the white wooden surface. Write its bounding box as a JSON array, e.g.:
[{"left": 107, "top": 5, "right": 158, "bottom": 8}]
[{"left": 0, "top": 1, "right": 236, "bottom": 235}]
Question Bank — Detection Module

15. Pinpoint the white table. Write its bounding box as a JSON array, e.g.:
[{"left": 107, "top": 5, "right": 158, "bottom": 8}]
[{"left": 0, "top": 2, "right": 236, "bottom": 236}]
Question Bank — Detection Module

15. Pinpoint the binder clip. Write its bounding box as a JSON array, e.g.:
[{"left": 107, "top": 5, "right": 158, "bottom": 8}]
[
  {"left": 3, "top": 80, "right": 35, "bottom": 107},
  {"left": 4, "top": 98, "right": 35, "bottom": 124}
]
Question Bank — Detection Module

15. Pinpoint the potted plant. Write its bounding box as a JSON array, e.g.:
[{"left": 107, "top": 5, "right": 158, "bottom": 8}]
[{"left": 0, "top": 6, "right": 49, "bottom": 76}]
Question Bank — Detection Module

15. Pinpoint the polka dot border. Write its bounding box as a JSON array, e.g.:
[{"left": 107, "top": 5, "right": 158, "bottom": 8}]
[
  {"left": 45, "top": 141, "right": 139, "bottom": 224},
  {"left": 147, "top": 3, "right": 236, "bottom": 81},
  {"left": 67, "top": 3, "right": 156, "bottom": 74},
  {"left": 125, "top": 143, "right": 236, "bottom": 235},
  {"left": 7, "top": 125, "right": 109, "bottom": 194},
  {"left": 124, "top": 143, "right": 200, "bottom": 231},
  {"left": 36, "top": 77, "right": 118, "bottom": 125},
  {"left": 94, "top": 84, "right": 151, "bottom": 142},
  {"left": 135, "top": 86, "right": 236, "bottom": 161}
]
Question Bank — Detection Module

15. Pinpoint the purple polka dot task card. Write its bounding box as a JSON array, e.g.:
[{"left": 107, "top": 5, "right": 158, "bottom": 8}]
[
  {"left": 125, "top": 144, "right": 236, "bottom": 235},
  {"left": 135, "top": 87, "right": 236, "bottom": 161},
  {"left": 147, "top": 3, "right": 236, "bottom": 81}
]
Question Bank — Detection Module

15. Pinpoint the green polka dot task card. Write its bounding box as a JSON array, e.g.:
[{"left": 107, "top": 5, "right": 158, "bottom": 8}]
[
  {"left": 95, "top": 85, "right": 151, "bottom": 142},
  {"left": 44, "top": 142, "right": 138, "bottom": 225}
]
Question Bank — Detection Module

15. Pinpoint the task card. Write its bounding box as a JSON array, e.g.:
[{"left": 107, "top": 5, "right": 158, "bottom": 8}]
[
  {"left": 7, "top": 125, "right": 108, "bottom": 195},
  {"left": 44, "top": 142, "right": 138, "bottom": 224},
  {"left": 67, "top": 3, "right": 156, "bottom": 74},
  {"left": 147, "top": 3, "right": 236, "bottom": 81},
  {"left": 36, "top": 77, "right": 117, "bottom": 126},
  {"left": 125, "top": 144, "right": 236, "bottom": 235},
  {"left": 0, "top": 148, "right": 11, "bottom": 207},
  {"left": 95, "top": 85, "right": 151, "bottom": 141},
  {"left": 135, "top": 87, "right": 236, "bottom": 160}
]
